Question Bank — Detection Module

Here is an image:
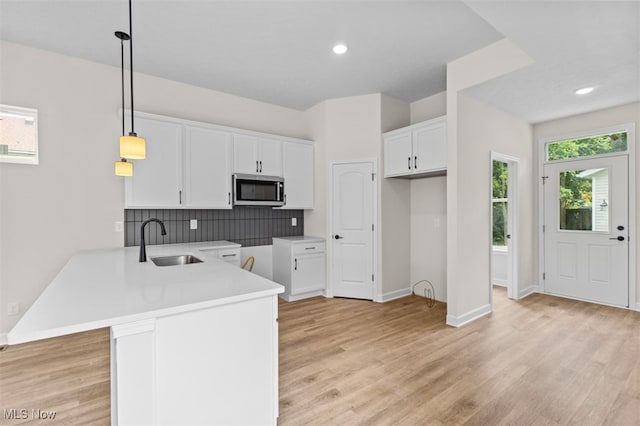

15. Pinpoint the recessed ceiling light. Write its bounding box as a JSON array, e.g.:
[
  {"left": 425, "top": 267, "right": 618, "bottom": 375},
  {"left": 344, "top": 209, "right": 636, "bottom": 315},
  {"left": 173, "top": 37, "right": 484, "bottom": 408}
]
[
  {"left": 333, "top": 44, "right": 348, "bottom": 55},
  {"left": 575, "top": 87, "right": 595, "bottom": 95}
]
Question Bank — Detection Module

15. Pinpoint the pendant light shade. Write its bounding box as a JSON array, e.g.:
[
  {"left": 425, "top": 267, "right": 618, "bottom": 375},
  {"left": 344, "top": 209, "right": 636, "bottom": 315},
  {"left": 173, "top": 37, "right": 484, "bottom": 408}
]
[
  {"left": 119, "top": 134, "right": 146, "bottom": 159},
  {"left": 115, "top": 158, "right": 133, "bottom": 176}
]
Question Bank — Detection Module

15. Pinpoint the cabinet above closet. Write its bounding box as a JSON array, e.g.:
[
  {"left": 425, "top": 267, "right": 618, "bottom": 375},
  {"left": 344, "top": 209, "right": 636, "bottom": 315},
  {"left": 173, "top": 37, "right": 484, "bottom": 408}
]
[{"left": 383, "top": 115, "right": 446, "bottom": 179}]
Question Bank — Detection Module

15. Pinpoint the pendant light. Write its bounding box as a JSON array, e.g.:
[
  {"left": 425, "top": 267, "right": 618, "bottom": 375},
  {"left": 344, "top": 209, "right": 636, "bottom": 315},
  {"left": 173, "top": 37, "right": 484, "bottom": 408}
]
[
  {"left": 119, "top": 0, "right": 145, "bottom": 160},
  {"left": 115, "top": 31, "right": 133, "bottom": 176}
]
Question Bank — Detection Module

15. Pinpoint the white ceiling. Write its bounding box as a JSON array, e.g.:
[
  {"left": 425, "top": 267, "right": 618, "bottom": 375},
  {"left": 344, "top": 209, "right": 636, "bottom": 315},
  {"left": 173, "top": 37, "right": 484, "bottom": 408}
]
[{"left": 0, "top": 1, "right": 638, "bottom": 123}]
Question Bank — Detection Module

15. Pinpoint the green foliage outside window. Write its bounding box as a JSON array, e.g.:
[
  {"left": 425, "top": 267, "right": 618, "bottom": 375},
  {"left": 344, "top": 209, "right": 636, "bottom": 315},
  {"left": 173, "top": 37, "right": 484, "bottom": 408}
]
[
  {"left": 492, "top": 160, "right": 508, "bottom": 246},
  {"left": 547, "top": 132, "right": 627, "bottom": 161}
]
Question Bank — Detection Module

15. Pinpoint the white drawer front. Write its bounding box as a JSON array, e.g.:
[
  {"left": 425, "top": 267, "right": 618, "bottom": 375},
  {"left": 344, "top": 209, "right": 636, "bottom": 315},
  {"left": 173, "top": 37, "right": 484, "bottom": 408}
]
[
  {"left": 218, "top": 249, "right": 241, "bottom": 263},
  {"left": 292, "top": 242, "right": 325, "bottom": 255}
]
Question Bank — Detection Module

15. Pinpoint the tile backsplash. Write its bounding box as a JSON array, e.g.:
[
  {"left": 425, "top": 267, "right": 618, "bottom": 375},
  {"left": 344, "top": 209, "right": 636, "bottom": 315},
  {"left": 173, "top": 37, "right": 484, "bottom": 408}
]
[{"left": 124, "top": 207, "right": 304, "bottom": 248}]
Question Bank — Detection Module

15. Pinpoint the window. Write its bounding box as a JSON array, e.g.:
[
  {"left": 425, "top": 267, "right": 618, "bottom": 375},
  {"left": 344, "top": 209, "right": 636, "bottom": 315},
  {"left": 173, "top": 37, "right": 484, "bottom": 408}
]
[
  {"left": 546, "top": 131, "right": 627, "bottom": 162},
  {"left": 492, "top": 160, "right": 508, "bottom": 247},
  {"left": 558, "top": 167, "right": 609, "bottom": 232},
  {"left": 0, "top": 104, "right": 39, "bottom": 165}
]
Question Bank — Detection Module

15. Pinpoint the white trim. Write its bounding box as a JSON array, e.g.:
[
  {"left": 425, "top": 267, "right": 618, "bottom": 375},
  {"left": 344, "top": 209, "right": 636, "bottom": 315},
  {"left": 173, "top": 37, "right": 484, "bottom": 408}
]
[
  {"left": 0, "top": 333, "right": 7, "bottom": 347},
  {"left": 490, "top": 152, "right": 520, "bottom": 303},
  {"left": 446, "top": 304, "right": 492, "bottom": 328},
  {"left": 122, "top": 109, "right": 312, "bottom": 145},
  {"left": 518, "top": 285, "right": 538, "bottom": 299},
  {"left": 111, "top": 319, "right": 155, "bottom": 339},
  {"left": 327, "top": 159, "right": 378, "bottom": 301},
  {"left": 634, "top": 302, "right": 640, "bottom": 312},
  {"left": 538, "top": 122, "right": 636, "bottom": 310},
  {"left": 374, "top": 288, "right": 412, "bottom": 303}
]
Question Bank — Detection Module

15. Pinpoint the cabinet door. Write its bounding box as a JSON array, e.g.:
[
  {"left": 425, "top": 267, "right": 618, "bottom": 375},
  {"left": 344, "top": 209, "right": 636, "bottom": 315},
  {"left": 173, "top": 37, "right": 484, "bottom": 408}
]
[
  {"left": 292, "top": 253, "right": 325, "bottom": 294},
  {"left": 125, "top": 118, "right": 182, "bottom": 208},
  {"left": 413, "top": 120, "right": 446, "bottom": 173},
  {"left": 383, "top": 132, "right": 413, "bottom": 177},
  {"left": 233, "top": 134, "right": 259, "bottom": 174},
  {"left": 282, "top": 142, "right": 313, "bottom": 209},
  {"left": 258, "top": 138, "right": 283, "bottom": 177},
  {"left": 184, "top": 127, "right": 232, "bottom": 209}
]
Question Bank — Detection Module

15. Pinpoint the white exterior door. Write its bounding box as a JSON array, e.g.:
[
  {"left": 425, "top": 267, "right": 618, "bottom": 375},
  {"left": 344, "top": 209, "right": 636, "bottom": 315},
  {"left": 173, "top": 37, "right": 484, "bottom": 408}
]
[
  {"left": 543, "top": 155, "right": 629, "bottom": 307},
  {"left": 331, "top": 162, "right": 375, "bottom": 300}
]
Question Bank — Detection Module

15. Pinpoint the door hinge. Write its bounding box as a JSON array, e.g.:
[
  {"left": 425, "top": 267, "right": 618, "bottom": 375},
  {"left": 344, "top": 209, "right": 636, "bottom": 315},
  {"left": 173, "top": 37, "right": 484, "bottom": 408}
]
[
  {"left": 372, "top": 274, "right": 374, "bottom": 282},
  {"left": 543, "top": 224, "right": 545, "bottom": 232},
  {"left": 543, "top": 272, "right": 546, "bottom": 280},
  {"left": 542, "top": 176, "right": 549, "bottom": 184},
  {"left": 372, "top": 224, "right": 374, "bottom": 231},
  {"left": 372, "top": 173, "right": 375, "bottom": 181}
]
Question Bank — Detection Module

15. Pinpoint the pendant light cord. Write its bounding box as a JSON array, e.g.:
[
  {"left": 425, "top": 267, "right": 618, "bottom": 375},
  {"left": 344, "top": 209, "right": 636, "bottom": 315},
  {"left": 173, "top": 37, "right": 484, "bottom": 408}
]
[
  {"left": 128, "top": 0, "right": 136, "bottom": 136},
  {"left": 120, "top": 38, "right": 126, "bottom": 136}
]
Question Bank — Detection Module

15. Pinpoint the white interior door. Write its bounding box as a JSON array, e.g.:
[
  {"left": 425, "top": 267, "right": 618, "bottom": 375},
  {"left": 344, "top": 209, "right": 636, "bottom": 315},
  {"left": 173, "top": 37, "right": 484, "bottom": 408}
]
[
  {"left": 543, "top": 155, "right": 629, "bottom": 307},
  {"left": 331, "top": 162, "right": 375, "bottom": 300}
]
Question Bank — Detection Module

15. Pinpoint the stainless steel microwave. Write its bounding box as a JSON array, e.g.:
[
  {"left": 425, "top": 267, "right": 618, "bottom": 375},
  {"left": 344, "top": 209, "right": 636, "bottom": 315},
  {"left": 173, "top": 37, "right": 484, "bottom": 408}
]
[{"left": 233, "top": 174, "right": 285, "bottom": 206}]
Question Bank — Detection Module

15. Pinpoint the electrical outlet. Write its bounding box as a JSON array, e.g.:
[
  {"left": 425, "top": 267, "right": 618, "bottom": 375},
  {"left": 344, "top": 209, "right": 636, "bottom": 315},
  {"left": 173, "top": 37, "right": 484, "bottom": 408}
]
[
  {"left": 114, "top": 221, "right": 124, "bottom": 233},
  {"left": 190, "top": 219, "right": 198, "bottom": 230},
  {"left": 7, "top": 302, "right": 19, "bottom": 316},
  {"left": 291, "top": 217, "right": 297, "bottom": 226}
]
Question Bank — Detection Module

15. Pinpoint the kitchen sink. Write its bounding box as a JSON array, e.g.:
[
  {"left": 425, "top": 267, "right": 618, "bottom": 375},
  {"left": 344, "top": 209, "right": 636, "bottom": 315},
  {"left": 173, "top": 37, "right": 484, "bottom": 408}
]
[{"left": 150, "top": 255, "right": 203, "bottom": 267}]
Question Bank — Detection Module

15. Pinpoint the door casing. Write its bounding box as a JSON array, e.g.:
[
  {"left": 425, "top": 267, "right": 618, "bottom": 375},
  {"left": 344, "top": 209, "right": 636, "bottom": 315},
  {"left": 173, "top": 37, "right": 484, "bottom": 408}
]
[
  {"left": 537, "top": 123, "right": 637, "bottom": 310},
  {"left": 490, "top": 152, "right": 519, "bottom": 308}
]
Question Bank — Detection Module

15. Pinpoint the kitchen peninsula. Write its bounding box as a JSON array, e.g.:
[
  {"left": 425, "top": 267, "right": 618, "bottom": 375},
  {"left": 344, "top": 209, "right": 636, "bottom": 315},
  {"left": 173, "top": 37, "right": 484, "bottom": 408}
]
[{"left": 8, "top": 242, "right": 283, "bottom": 426}]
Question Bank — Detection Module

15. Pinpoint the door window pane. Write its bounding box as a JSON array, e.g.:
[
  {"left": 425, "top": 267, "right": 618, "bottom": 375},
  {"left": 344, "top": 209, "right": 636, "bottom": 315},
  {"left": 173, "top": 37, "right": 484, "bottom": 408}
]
[{"left": 559, "top": 168, "right": 609, "bottom": 231}]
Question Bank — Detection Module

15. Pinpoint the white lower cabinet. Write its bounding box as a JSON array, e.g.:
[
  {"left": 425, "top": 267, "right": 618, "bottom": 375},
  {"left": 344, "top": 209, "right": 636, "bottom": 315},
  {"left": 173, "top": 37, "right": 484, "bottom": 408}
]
[
  {"left": 111, "top": 295, "right": 279, "bottom": 426},
  {"left": 199, "top": 245, "right": 241, "bottom": 267},
  {"left": 272, "top": 237, "right": 325, "bottom": 301}
]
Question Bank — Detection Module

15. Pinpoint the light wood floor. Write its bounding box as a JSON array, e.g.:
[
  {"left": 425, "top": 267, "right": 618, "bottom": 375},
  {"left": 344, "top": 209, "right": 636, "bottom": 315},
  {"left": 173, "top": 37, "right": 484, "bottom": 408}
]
[
  {"left": 0, "top": 327, "right": 110, "bottom": 425},
  {"left": 278, "top": 288, "right": 640, "bottom": 425},
  {"left": 0, "top": 288, "right": 638, "bottom": 425}
]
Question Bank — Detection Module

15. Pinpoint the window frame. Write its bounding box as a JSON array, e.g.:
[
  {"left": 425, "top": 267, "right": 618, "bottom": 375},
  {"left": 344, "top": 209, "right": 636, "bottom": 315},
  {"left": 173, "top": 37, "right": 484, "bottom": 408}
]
[{"left": 0, "top": 104, "right": 39, "bottom": 165}]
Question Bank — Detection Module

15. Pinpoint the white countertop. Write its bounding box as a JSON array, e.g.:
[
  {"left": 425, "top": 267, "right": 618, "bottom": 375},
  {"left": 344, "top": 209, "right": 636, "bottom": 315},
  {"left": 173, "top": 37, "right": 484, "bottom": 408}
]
[
  {"left": 272, "top": 236, "right": 325, "bottom": 244},
  {"left": 8, "top": 241, "right": 283, "bottom": 345}
]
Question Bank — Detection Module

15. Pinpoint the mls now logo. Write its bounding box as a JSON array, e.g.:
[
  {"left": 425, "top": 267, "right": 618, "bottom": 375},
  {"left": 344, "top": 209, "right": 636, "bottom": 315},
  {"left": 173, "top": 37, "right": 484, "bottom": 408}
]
[{"left": 3, "top": 409, "right": 28, "bottom": 420}]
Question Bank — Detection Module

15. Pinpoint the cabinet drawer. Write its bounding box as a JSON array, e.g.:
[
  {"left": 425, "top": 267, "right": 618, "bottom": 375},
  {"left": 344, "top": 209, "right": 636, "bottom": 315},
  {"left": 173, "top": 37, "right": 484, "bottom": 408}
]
[
  {"left": 292, "top": 242, "right": 325, "bottom": 255},
  {"left": 218, "top": 249, "right": 240, "bottom": 262}
]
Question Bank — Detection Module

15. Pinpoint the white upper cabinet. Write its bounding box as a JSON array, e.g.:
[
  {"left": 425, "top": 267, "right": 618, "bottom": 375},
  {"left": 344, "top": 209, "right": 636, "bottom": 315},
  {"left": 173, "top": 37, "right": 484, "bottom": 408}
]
[
  {"left": 233, "top": 134, "right": 283, "bottom": 177},
  {"left": 125, "top": 117, "right": 182, "bottom": 208},
  {"left": 124, "top": 111, "right": 312, "bottom": 209},
  {"left": 184, "top": 127, "right": 233, "bottom": 208},
  {"left": 282, "top": 142, "right": 314, "bottom": 209},
  {"left": 383, "top": 116, "right": 447, "bottom": 178}
]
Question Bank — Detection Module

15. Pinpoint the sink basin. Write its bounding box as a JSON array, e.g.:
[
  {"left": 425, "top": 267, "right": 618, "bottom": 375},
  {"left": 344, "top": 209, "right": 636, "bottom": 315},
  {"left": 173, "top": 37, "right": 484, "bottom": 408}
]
[{"left": 150, "top": 255, "right": 203, "bottom": 267}]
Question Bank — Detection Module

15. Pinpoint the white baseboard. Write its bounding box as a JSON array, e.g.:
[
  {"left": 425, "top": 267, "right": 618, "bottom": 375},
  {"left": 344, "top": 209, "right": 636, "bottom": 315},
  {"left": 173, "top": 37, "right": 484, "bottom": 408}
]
[
  {"left": 0, "top": 333, "right": 7, "bottom": 346},
  {"left": 374, "top": 288, "right": 412, "bottom": 303},
  {"left": 518, "top": 285, "right": 538, "bottom": 299},
  {"left": 446, "top": 304, "right": 492, "bottom": 328},
  {"left": 634, "top": 302, "right": 640, "bottom": 312}
]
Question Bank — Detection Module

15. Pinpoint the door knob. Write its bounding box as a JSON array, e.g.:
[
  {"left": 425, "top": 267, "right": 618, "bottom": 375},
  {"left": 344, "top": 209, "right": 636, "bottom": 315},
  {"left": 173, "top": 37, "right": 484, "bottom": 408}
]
[
  {"left": 334, "top": 235, "right": 343, "bottom": 240},
  {"left": 617, "top": 225, "right": 625, "bottom": 231},
  {"left": 609, "top": 236, "right": 625, "bottom": 241}
]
